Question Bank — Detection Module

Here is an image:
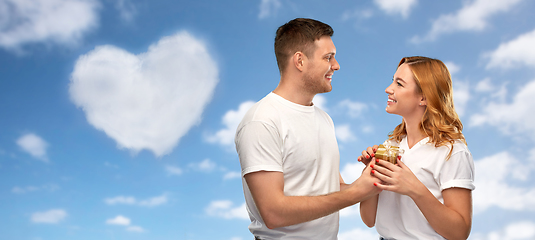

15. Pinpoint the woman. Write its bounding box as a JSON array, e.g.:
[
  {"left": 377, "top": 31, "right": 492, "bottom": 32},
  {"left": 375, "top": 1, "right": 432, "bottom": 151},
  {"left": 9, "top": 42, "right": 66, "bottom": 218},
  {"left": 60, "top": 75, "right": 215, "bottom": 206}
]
[{"left": 358, "top": 56, "right": 475, "bottom": 240}]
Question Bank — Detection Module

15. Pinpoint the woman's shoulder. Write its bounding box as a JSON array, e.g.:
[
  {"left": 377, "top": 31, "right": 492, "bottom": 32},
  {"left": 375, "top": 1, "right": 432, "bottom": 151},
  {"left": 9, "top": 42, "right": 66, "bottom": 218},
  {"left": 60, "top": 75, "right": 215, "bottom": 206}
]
[{"left": 445, "top": 139, "right": 472, "bottom": 159}]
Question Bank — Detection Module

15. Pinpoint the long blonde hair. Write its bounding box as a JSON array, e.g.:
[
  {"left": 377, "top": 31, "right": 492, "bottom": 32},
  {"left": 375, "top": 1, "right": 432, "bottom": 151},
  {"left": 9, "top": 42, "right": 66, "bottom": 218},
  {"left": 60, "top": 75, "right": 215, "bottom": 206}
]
[{"left": 388, "top": 56, "right": 465, "bottom": 159}]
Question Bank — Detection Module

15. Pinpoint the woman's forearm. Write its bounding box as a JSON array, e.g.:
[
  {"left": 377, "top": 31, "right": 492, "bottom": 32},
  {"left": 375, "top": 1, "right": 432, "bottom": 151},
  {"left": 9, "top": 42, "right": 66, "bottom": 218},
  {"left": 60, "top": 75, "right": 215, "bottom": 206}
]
[
  {"left": 410, "top": 187, "right": 472, "bottom": 240},
  {"left": 359, "top": 195, "right": 378, "bottom": 227}
]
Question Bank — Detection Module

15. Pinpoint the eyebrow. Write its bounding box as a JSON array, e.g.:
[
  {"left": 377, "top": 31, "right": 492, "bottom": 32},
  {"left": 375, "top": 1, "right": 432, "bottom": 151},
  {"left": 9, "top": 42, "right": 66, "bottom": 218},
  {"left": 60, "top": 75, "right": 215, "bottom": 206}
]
[
  {"left": 394, "top": 77, "right": 406, "bottom": 83},
  {"left": 324, "top": 52, "right": 336, "bottom": 57}
]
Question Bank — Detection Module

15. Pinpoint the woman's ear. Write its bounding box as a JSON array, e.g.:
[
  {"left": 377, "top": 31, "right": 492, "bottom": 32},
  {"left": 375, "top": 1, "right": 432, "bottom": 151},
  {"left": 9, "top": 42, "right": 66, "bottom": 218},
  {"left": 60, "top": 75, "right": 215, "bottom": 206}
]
[
  {"left": 419, "top": 96, "right": 427, "bottom": 106},
  {"left": 293, "top": 51, "right": 305, "bottom": 71}
]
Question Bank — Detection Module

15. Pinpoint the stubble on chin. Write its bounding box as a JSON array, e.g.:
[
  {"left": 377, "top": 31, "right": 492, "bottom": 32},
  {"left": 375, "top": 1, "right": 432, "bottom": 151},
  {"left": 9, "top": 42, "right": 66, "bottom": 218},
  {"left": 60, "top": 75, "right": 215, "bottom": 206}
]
[{"left": 302, "top": 74, "right": 332, "bottom": 94}]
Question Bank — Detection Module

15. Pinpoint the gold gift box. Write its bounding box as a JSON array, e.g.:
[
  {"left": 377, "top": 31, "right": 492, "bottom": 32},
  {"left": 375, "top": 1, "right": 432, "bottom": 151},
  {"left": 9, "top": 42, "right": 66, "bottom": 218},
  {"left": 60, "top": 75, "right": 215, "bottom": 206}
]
[{"left": 375, "top": 144, "right": 403, "bottom": 164}]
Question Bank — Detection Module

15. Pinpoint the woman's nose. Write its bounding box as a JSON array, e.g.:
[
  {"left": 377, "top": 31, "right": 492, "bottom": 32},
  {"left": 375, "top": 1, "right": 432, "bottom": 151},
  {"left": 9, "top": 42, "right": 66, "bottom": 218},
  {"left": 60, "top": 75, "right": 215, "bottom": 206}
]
[{"left": 385, "top": 83, "right": 394, "bottom": 94}]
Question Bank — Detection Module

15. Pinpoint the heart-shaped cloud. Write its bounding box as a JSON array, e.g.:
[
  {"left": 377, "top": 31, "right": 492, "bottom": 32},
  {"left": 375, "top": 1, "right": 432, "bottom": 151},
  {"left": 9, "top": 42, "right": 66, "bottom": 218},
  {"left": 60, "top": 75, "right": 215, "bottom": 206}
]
[{"left": 69, "top": 31, "right": 219, "bottom": 156}]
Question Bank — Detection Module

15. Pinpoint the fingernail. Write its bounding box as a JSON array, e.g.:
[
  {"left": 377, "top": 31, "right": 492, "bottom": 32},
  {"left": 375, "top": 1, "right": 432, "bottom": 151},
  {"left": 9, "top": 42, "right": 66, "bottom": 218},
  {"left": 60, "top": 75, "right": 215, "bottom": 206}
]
[
  {"left": 371, "top": 170, "right": 375, "bottom": 174},
  {"left": 374, "top": 183, "right": 378, "bottom": 186},
  {"left": 398, "top": 155, "right": 401, "bottom": 160},
  {"left": 371, "top": 153, "right": 375, "bottom": 157},
  {"left": 370, "top": 165, "right": 374, "bottom": 168},
  {"left": 376, "top": 159, "right": 380, "bottom": 163}
]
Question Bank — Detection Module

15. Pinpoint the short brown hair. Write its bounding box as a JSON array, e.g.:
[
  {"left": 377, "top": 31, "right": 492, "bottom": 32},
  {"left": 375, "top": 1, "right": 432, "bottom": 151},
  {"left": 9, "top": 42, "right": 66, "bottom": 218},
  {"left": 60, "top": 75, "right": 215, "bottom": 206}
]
[{"left": 274, "top": 18, "right": 334, "bottom": 73}]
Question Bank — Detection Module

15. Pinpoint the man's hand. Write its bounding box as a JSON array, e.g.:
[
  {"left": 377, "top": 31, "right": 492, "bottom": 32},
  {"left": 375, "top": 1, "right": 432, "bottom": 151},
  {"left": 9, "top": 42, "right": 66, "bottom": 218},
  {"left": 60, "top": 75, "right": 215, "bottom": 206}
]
[{"left": 244, "top": 167, "right": 382, "bottom": 229}]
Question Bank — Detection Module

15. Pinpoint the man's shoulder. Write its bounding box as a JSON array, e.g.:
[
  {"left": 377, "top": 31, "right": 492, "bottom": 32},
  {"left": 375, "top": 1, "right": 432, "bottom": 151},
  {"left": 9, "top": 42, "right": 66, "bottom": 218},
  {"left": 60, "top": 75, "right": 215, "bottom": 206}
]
[
  {"left": 237, "top": 93, "right": 282, "bottom": 130},
  {"left": 244, "top": 94, "right": 282, "bottom": 119}
]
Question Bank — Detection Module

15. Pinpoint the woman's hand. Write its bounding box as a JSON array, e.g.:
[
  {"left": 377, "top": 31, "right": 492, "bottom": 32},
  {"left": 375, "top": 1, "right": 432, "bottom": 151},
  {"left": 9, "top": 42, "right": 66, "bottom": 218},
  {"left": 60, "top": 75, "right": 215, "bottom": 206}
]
[
  {"left": 370, "top": 157, "right": 426, "bottom": 198},
  {"left": 357, "top": 145, "right": 379, "bottom": 166}
]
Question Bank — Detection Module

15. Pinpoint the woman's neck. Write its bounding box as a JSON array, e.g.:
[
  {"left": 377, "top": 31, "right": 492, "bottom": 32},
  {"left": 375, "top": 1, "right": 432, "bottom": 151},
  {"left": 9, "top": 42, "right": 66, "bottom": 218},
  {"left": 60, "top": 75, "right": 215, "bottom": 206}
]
[{"left": 404, "top": 117, "right": 428, "bottom": 149}]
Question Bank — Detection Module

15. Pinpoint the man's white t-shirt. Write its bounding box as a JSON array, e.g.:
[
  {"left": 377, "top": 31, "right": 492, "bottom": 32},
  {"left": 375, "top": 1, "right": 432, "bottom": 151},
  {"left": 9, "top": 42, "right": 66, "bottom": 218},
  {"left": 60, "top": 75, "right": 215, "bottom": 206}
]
[
  {"left": 235, "top": 92, "right": 340, "bottom": 239},
  {"left": 376, "top": 136, "right": 475, "bottom": 240}
]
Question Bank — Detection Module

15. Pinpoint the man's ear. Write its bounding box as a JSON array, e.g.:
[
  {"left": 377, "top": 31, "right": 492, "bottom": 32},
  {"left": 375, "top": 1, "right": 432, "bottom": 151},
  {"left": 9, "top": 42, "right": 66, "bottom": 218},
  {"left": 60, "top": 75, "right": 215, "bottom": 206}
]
[{"left": 293, "top": 51, "right": 306, "bottom": 71}]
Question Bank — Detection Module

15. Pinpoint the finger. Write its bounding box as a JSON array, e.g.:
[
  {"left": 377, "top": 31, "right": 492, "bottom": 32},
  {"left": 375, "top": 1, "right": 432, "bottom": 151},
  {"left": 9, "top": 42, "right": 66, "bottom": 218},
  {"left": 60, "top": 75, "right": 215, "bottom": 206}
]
[
  {"left": 396, "top": 156, "right": 406, "bottom": 168},
  {"left": 371, "top": 167, "right": 392, "bottom": 182},
  {"left": 362, "top": 163, "right": 372, "bottom": 174},
  {"left": 376, "top": 158, "right": 399, "bottom": 171},
  {"left": 372, "top": 168, "right": 392, "bottom": 180},
  {"left": 366, "top": 147, "right": 375, "bottom": 158},
  {"left": 374, "top": 182, "right": 395, "bottom": 191},
  {"left": 361, "top": 150, "right": 371, "bottom": 159}
]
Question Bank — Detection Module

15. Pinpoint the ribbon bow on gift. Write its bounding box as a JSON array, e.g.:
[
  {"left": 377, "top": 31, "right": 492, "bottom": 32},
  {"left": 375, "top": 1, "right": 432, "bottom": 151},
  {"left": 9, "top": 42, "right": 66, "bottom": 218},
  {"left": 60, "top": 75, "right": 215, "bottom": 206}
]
[{"left": 375, "top": 141, "right": 404, "bottom": 164}]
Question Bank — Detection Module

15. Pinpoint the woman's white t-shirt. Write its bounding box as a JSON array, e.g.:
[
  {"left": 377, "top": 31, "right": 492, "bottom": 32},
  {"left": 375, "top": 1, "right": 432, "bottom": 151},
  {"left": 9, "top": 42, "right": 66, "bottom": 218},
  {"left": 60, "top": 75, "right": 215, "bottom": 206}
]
[{"left": 376, "top": 136, "right": 475, "bottom": 240}]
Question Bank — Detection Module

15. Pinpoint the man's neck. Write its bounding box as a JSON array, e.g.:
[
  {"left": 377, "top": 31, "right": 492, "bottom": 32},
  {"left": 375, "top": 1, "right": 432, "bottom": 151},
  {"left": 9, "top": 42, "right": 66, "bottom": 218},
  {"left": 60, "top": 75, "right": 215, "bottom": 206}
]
[
  {"left": 273, "top": 73, "right": 316, "bottom": 106},
  {"left": 273, "top": 85, "right": 315, "bottom": 106}
]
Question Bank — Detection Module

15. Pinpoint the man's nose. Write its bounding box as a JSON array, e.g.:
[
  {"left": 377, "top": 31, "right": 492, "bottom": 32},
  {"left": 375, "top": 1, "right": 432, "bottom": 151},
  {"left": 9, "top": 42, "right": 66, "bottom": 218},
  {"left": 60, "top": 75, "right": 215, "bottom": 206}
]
[{"left": 332, "top": 58, "right": 340, "bottom": 71}]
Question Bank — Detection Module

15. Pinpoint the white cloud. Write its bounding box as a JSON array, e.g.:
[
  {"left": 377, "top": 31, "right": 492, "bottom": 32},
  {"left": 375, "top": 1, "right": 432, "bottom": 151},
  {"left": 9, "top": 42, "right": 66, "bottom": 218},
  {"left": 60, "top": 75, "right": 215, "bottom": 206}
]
[
  {"left": 338, "top": 227, "right": 379, "bottom": 240},
  {"left": 445, "top": 61, "right": 469, "bottom": 116},
  {"left": 338, "top": 99, "right": 368, "bottom": 118},
  {"left": 361, "top": 125, "right": 374, "bottom": 134},
  {"left": 474, "top": 78, "right": 508, "bottom": 103},
  {"left": 471, "top": 221, "right": 535, "bottom": 240},
  {"left": 452, "top": 80, "right": 470, "bottom": 117},
  {"left": 16, "top": 133, "right": 48, "bottom": 162},
  {"left": 485, "top": 28, "right": 535, "bottom": 69},
  {"left": 0, "top": 0, "right": 100, "bottom": 52},
  {"left": 223, "top": 171, "right": 241, "bottom": 180},
  {"left": 313, "top": 94, "right": 328, "bottom": 111},
  {"left": 473, "top": 151, "right": 535, "bottom": 214},
  {"left": 106, "top": 215, "right": 131, "bottom": 226},
  {"left": 258, "top": 0, "right": 281, "bottom": 19},
  {"left": 341, "top": 8, "right": 374, "bottom": 22},
  {"left": 475, "top": 78, "right": 494, "bottom": 92},
  {"left": 411, "top": 0, "right": 524, "bottom": 43},
  {"left": 340, "top": 161, "right": 366, "bottom": 184},
  {"left": 189, "top": 159, "right": 217, "bottom": 172},
  {"left": 31, "top": 209, "right": 67, "bottom": 224},
  {"left": 165, "top": 165, "right": 183, "bottom": 176},
  {"left": 126, "top": 225, "right": 145, "bottom": 232},
  {"left": 374, "top": 0, "right": 417, "bottom": 19},
  {"left": 206, "top": 101, "right": 255, "bottom": 148},
  {"left": 106, "top": 215, "right": 146, "bottom": 233},
  {"left": 104, "top": 193, "right": 168, "bottom": 207},
  {"left": 12, "top": 184, "right": 59, "bottom": 194},
  {"left": 115, "top": 0, "right": 137, "bottom": 22},
  {"left": 205, "top": 200, "right": 248, "bottom": 220},
  {"left": 70, "top": 31, "right": 219, "bottom": 157},
  {"left": 339, "top": 204, "right": 360, "bottom": 218},
  {"left": 470, "top": 80, "right": 535, "bottom": 142},
  {"left": 444, "top": 61, "right": 461, "bottom": 75},
  {"left": 138, "top": 194, "right": 168, "bottom": 207},
  {"left": 105, "top": 196, "right": 136, "bottom": 205},
  {"left": 335, "top": 124, "right": 357, "bottom": 143}
]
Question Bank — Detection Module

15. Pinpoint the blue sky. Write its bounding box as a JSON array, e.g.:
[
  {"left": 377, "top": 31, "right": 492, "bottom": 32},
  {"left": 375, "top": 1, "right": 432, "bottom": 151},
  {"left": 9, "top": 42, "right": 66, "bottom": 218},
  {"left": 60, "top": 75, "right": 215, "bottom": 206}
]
[{"left": 1, "top": 0, "right": 535, "bottom": 239}]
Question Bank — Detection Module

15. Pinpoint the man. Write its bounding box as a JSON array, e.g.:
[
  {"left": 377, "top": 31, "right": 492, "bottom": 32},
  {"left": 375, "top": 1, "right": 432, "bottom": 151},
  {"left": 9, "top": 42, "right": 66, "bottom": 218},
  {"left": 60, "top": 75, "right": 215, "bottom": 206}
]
[{"left": 235, "top": 18, "right": 380, "bottom": 239}]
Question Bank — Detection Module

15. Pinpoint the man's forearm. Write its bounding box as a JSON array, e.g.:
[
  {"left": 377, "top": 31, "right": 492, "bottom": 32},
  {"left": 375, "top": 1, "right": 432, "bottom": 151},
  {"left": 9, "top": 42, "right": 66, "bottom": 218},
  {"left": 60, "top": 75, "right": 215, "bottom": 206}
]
[{"left": 260, "top": 186, "right": 366, "bottom": 229}]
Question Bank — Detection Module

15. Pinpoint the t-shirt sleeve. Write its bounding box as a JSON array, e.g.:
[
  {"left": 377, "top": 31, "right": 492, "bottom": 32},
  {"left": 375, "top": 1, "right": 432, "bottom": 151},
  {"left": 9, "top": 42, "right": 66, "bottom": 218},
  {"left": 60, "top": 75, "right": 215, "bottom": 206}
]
[
  {"left": 439, "top": 149, "right": 475, "bottom": 191},
  {"left": 235, "top": 120, "right": 283, "bottom": 177}
]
